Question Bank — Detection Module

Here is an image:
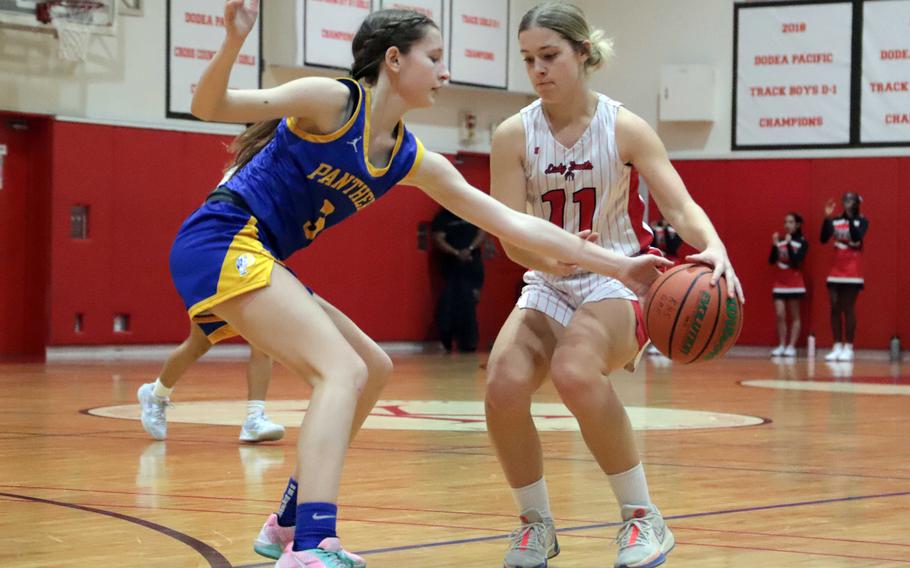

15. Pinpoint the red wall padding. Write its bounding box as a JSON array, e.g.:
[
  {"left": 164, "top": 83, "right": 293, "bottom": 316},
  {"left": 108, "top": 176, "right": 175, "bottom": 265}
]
[
  {"left": 50, "top": 122, "right": 237, "bottom": 344},
  {"left": 0, "top": 113, "right": 52, "bottom": 360},
  {"left": 43, "top": 120, "right": 909, "bottom": 349}
]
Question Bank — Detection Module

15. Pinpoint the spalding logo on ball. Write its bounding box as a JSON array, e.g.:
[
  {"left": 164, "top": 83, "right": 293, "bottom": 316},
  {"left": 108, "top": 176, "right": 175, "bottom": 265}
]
[{"left": 643, "top": 263, "right": 744, "bottom": 363}]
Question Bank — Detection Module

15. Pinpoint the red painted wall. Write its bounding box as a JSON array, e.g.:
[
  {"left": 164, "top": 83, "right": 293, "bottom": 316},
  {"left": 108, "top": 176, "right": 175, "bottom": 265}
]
[
  {"left": 0, "top": 113, "right": 52, "bottom": 360},
  {"left": 35, "top": 120, "right": 910, "bottom": 350}
]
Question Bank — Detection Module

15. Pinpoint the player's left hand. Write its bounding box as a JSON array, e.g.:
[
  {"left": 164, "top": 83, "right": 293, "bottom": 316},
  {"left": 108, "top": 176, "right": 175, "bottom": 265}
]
[{"left": 686, "top": 244, "right": 745, "bottom": 303}]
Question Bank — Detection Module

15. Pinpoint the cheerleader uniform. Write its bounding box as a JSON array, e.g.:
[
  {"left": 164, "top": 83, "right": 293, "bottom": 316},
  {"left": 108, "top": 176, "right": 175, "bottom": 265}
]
[
  {"left": 821, "top": 214, "right": 869, "bottom": 290},
  {"left": 769, "top": 234, "right": 808, "bottom": 299}
]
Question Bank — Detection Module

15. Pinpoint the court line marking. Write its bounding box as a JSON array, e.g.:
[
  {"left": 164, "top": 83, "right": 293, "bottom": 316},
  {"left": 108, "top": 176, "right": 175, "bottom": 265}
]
[
  {"left": 5, "top": 496, "right": 908, "bottom": 551},
  {"left": 0, "top": 491, "right": 232, "bottom": 568},
  {"left": 6, "top": 488, "right": 908, "bottom": 566},
  {"left": 4, "top": 429, "right": 910, "bottom": 482}
]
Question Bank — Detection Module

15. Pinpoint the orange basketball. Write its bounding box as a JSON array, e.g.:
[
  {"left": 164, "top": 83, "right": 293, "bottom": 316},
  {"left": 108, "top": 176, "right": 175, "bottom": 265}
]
[{"left": 643, "top": 263, "right": 744, "bottom": 363}]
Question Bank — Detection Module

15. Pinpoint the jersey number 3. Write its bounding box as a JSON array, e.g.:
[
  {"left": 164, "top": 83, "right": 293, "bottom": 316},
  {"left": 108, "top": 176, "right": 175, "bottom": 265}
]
[
  {"left": 303, "top": 199, "right": 336, "bottom": 240},
  {"left": 542, "top": 187, "right": 596, "bottom": 232}
]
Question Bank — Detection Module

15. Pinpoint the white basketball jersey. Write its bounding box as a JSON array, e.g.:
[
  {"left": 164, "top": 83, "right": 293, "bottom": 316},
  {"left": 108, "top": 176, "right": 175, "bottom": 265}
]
[{"left": 520, "top": 94, "right": 653, "bottom": 262}]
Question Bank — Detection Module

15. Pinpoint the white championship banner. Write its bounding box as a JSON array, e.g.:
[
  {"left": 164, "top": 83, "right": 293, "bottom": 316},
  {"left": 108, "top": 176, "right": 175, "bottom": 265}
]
[
  {"left": 167, "top": 0, "right": 261, "bottom": 119},
  {"left": 861, "top": 0, "right": 910, "bottom": 143},
  {"left": 380, "top": 0, "right": 442, "bottom": 25},
  {"left": 448, "top": 0, "right": 508, "bottom": 88},
  {"left": 735, "top": 2, "right": 852, "bottom": 147},
  {"left": 303, "top": 0, "right": 371, "bottom": 69}
]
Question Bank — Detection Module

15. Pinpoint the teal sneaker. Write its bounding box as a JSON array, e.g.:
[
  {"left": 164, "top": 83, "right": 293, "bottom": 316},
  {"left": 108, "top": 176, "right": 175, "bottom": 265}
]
[{"left": 275, "top": 538, "right": 366, "bottom": 567}]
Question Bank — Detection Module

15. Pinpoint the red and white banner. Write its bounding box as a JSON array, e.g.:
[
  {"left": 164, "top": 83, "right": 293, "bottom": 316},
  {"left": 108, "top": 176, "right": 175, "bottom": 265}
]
[
  {"left": 861, "top": 0, "right": 910, "bottom": 143},
  {"left": 304, "top": 0, "right": 371, "bottom": 69},
  {"left": 448, "top": 0, "right": 508, "bottom": 88},
  {"left": 735, "top": 3, "right": 852, "bottom": 146},
  {"left": 167, "top": 0, "right": 261, "bottom": 119},
  {"left": 380, "top": 0, "right": 442, "bottom": 25}
]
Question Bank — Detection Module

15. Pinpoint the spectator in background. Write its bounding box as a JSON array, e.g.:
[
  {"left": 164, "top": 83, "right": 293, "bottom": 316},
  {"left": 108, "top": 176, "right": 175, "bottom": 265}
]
[
  {"left": 650, "top": 216, "right": 682, "bottom": 263},
  {"left": 821, "top": 192, "right": 869, "bottom": 362},
  {"left": 432, "top": 207, "right": 486, "bottom": 352},
  {"left": 769, "top": 212, "right": 808, "bottom": 357}
]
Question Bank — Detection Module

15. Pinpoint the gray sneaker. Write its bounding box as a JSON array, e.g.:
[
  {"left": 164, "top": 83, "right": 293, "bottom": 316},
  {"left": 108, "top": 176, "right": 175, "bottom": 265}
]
[
  {"left": 503, "top": 509, "right": 559, "bottom": 568},
  {"left": 239, "top": 412, "right": 286, "bottom": 443},
  {"left": 614, "top": 505, "right": 674, "bottom": 568},
  {"left": 137, "top": 383, "right": 170, "bottom": 441}
]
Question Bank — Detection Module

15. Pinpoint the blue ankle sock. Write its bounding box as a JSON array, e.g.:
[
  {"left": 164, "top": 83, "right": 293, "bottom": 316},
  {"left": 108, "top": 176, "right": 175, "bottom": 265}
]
[
  {"left": 293, "top": 502, "right": 338, "bottom": 551},
  {"left": 276, "top": 477, "right": 298, "bottom": 527}
]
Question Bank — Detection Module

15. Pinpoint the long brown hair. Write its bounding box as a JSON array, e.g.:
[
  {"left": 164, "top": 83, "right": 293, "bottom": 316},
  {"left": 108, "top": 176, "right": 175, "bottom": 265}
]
[
  {"left": 226, "top": 118, "right": 280, "bottom": 173},
  {"left": 226, "top": 9, "right": 436, "bottom": 174}
]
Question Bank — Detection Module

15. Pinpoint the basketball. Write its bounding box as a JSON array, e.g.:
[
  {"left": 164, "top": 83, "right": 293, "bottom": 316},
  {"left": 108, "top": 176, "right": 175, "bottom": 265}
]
[{"left": 644, "top": 263, "right": 744, "bottom": 363}]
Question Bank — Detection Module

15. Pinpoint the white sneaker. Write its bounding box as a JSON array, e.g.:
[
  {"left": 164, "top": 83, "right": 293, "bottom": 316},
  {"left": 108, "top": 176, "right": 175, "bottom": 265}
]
[
  {"left": 838, "top": 344, "right": 854, "bottom": 362},
  {"left": 825, "top": 343, "right": 843, "bottom": 362},
  {"left": 614, "top": 505, "right": 674, "bottom": 568},
  {"left": 137, "top": 383, "right": 170, "bottom": 441},
  {"left": 770, "top": 345, "right": 786, "bottom": 357},
  {"left": 239, "top": 412, "right": 285, "bottom": 443},
  {"left": 503, "top": 509, "right": 559, "bottom": 568},
  {"left": 782, "top": 346, "right": 797, "bottom": 357}
]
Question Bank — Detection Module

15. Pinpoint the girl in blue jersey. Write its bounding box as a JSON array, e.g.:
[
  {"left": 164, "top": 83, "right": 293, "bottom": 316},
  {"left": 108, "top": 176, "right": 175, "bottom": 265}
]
[{"left": 173, "top": 2, "right": 671, "bottom": 566}]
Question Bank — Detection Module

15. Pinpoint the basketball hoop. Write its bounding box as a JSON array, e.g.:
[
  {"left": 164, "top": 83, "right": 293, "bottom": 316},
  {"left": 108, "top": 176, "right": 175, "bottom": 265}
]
[{"left": 35, "top": 0, "right": 105, "bottom": 61}]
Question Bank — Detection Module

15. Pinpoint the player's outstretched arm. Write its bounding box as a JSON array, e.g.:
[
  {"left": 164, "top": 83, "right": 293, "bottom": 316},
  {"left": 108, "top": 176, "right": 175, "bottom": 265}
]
[{"left": 410, "top": 151, "right": 672, "bottom": 295}]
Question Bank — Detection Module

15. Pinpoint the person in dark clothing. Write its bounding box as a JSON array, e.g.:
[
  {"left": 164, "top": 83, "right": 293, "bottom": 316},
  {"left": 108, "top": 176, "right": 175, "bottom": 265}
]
[
  {"left": 432, "top": 207, "right": 486, "bottom": 352},
  {"left": 650, "top": 217, "right": 683, "bottom": 263},
  {"left": 821, "top": 192, "right": 869, "bottom": 362},
  {"left": 768, "top": 212, "right": 809, "bottom": 357}
]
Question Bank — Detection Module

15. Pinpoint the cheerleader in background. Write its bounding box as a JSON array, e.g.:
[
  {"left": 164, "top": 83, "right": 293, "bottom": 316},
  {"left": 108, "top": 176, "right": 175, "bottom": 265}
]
[
  {"left": 769, "top": 212, "right": 808, "bottom": 357},
  {"left": 821, "top": 192, "right": 869, "bottom": 362}
]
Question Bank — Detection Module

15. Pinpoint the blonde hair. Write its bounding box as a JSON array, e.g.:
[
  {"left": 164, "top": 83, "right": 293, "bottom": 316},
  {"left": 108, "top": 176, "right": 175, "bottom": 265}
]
[{"left": 519, "top": 2, "right": 614, "bottom": 71}]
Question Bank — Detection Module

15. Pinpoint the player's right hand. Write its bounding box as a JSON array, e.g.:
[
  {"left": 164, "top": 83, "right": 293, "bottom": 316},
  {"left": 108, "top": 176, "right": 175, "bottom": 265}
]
[
  {"left": 824, "top": 198, "right": 837, "bottom": 218},
  {"left": 225, "top": 0, "right": 259, "bottom": 40}
]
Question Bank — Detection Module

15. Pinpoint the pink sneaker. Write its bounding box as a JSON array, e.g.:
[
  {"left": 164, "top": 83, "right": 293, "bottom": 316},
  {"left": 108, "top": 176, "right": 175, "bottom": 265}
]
[
  {"left": 275, "top": 538, "right": 366, "bottom": 567},
  {"left": 252, "top": 514, "right": 294, "bottom": 559}
]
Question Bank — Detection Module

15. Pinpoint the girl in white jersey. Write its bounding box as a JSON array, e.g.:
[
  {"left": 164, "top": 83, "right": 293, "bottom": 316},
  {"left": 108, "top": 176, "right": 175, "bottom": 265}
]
[{"left": 486, "top": 4, "right": 744, "bottom": 568}]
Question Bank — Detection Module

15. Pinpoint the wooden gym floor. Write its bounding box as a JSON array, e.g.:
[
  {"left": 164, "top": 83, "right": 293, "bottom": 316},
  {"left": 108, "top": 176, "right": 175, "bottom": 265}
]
[{"left": 1, "top": 352, "right": 908, "bottom": 567}]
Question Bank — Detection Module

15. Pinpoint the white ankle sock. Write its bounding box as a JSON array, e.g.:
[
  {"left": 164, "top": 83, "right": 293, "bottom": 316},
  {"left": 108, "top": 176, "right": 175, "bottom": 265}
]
[
  {"left": 608, "top": 463, "right": 652, "bottom": 508},
  {"left": 247, "top": 400, "right": 265, "bottom": 418},
  {"left": 512, "top": 477, "right": 551, "bottom": 518},
  {"left": 152, "top": 378, "right": 173, "bottom": 398}
]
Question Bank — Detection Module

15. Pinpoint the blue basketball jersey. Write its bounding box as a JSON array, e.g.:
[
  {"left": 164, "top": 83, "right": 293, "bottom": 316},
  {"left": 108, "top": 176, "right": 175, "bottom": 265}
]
[{"left": 223, "top": 78, "right": 425, "bottom": 260}]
